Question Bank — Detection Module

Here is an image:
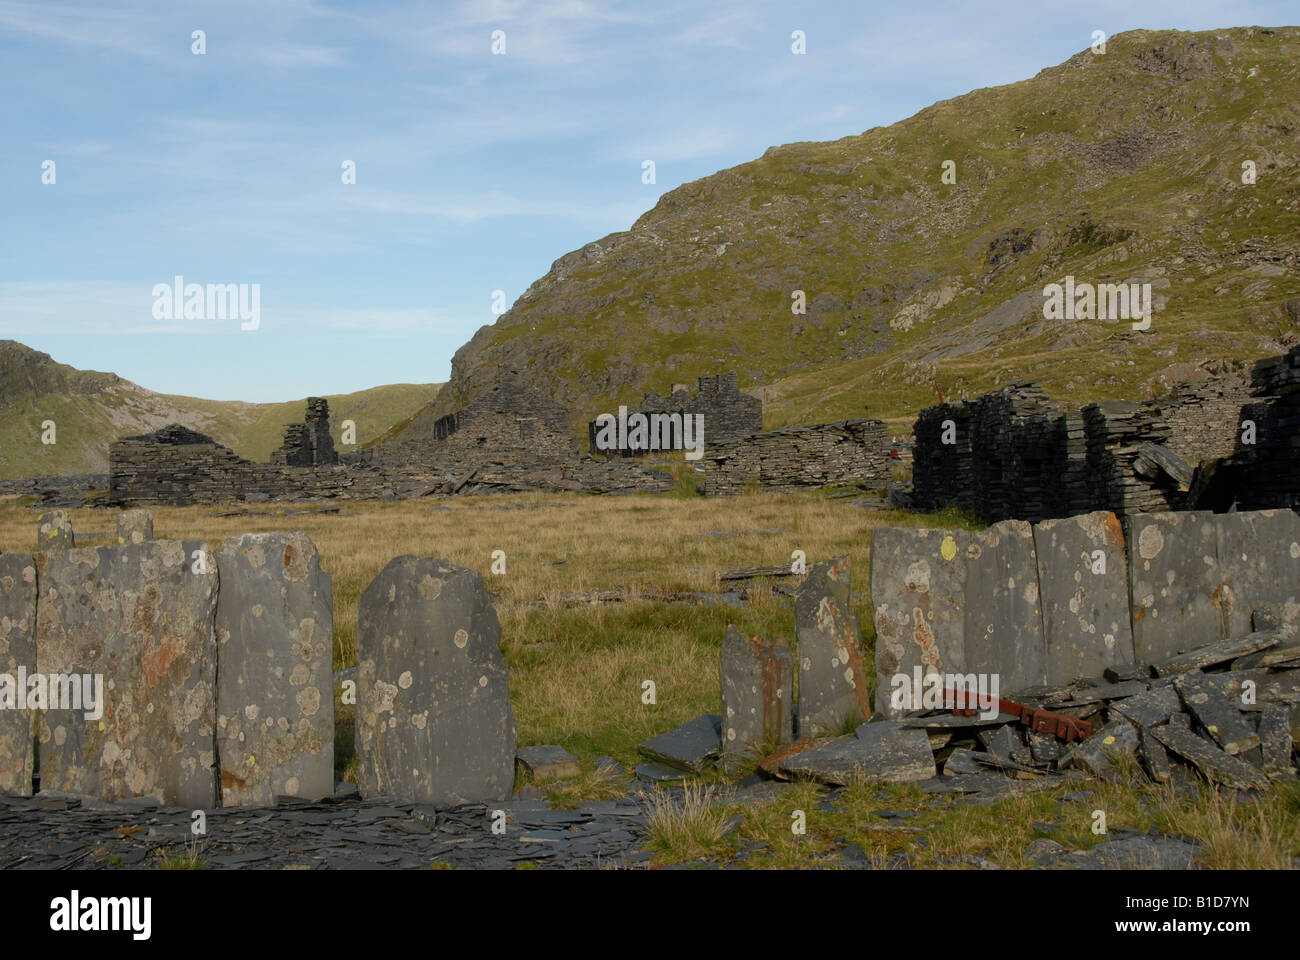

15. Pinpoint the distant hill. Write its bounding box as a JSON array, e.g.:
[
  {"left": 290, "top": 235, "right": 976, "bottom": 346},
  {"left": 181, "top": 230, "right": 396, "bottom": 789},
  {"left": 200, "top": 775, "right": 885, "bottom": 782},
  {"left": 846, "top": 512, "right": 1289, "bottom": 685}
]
[
  {"left": 414, "top": 27, "right": 1300, "bottom": 439},
  {"left": 0, "top": 340, "right": 441, "bottom": 478}
]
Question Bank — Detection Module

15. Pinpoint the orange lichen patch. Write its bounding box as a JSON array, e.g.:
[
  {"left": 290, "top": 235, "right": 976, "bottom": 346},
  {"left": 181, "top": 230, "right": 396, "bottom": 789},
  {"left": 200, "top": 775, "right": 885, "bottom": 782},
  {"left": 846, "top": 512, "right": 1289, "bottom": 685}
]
[
  {"left": 912, "top": 607, "right": 943, "bottom": 673},
  {"left": 758, "top": 737, "right": 816, "bottom": 777},
  {"left": 141, "top": 636, "right": 184, "bottom": 689},
  {"left": 1103, "top": 513, "right": 1125, "bottom": 549}
]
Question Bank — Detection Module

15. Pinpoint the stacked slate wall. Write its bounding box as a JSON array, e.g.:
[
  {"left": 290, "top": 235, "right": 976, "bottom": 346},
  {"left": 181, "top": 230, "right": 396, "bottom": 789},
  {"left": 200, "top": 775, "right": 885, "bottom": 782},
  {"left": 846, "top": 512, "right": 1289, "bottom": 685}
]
[{"left": 704, "top": 419, "right": 891, "bottom": 495}]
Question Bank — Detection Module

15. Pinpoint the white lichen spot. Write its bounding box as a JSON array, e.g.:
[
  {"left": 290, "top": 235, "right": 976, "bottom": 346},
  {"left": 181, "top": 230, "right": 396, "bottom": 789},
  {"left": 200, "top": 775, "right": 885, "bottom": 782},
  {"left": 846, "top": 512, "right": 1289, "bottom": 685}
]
[
  {"left": 411, "top": 711, "right": 428, "bottom": 730},
  {"left": 244, "top": 704, "right": 260, "bottom": 721},
  {"left": 478, "top": 675, "right": 488, "bottom": 687},
  {"left": 388, "top": 584, "right": 396, "bottom": 603},
  {"left": 290, "top": 664, "right": 310, "bottom": 686},
  {"left": 419, "top": 575, "right": 443, "bottom": 600},
  {"left": 398, "top": 670, "right": 413, "bottom": 689},
  {"left": 1291, "top": 542, "right": 1300, "bottom": 560},
  {"left": 726, "top": 728, "right": 736, "bottom": 741},
  {"left": 454, "top": 628, "right": 469, "bottom": 649},
  {"left": 297, "top": 686, "right": 321, "bottom": 717},
  {"left": 284, "top": 777, "right": 300, "bottom": 795},
  {"left": 251, "top": 604, "right": 264, "bottom": 618}
]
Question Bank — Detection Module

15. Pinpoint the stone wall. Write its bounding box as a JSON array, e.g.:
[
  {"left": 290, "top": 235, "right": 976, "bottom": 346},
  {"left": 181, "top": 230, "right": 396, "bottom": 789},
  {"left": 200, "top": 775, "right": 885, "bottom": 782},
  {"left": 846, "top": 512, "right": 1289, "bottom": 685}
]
[
  {"left": 704, "top": 419, "right": 892, "bottom": 495},
  {"left": 870, "top": 508, "right": 1300, "bottom": 713},
  {"left": 910, "top": 350, "right": 1300, "bottom": 523},
  {"left": 0, "top": 512, "right": 521, "bottom": 809},
  {"left": 8, "top": 513, "right": 334, "bottom": 806},
  {"left": 587, "top": 372, "right": 763, "bottom": 454},
  {"left": 108, "top": 425, "right": 397, "bottom": 506}
]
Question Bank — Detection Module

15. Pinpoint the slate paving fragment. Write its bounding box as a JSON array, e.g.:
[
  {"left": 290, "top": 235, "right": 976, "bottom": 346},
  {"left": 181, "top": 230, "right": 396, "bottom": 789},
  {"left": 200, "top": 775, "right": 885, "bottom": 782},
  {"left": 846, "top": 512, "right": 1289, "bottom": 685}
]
[
  {"left": 515, "top": 745, "right": 581, "bottom": 782},
  {"left": 1108, "top": 685, "right": 1183, "bottom": 728},
  {"left": 778, "top": 722, "right": 936, "bottom": 785},
  {"left": 1256, "top": 705, "right": 1294, "bottom": 778},
  {"left": 636, "top": 714, "right": 722, "bottom": 772}
]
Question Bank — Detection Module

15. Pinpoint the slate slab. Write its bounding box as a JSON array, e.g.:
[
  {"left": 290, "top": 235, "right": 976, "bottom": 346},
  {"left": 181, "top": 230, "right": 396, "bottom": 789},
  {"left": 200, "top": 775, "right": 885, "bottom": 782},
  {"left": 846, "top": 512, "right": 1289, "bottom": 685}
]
[
  {"left": 778, "top": 721, "right": 935, "bottom": 785},
  {"left": 1212, "top": 509, "right": 1300, "bottom": 640},
  {"left": 1255, "top": 705, "right": 1294, "bottom": 778},
  {"left": 1109, "top": 685, "right": 1182, "bottom": 728},
  {"left": 871, "top": 527, "right": 969, "bottom": 719},
  {"left": 637, "top": 714, "right": 722, "bottom": 773},
  {"left": 794, "top": 557, "right": 871, "bottom": 736},
  {"left": 115, "top": 510, "right": 154, "bottom": 546},
  {"left": 37, "top": 512, "right": 74, "bottom": 553},
  {"left": 1151, "top": 631, "right": 1279, "bottom": 677},
  {"left": 1126, "top": 512, "right": 1221, "bottom": 663},
  {"left": 355, "top": 557, "right": 516, "bottom": 807},
  {"left": 515, "top": 745, "right": 580, "bottom": 782},
  {"left": 719, "top": 625, "right": 793, "bottom": 756},
  {"left": 1062, "top": 718, "right": 1138, "bottom": 777},
  {"left": 36, "top": 541, "right": 219, "bottom": 807},
  {"left": 1032, "top": 512, "right": 1135, "bottom": 686},
  {"left": 1175, "top": 673, "right": 1259, "bottom": 755},
  {"left": 1136, "top": 726, "right": 1171, "bottom": 783},
  {"left": 963, "top": 520, "right": 1047, "bottom": 695},
  {"left": 215, "top": 532, "right": 334, "bottom": 806},
  {"left": 1149, "top": 723, "right": 1271, "bottom": 791},
  {"left": 0, "top": 554, "right": 37, "bottom": 796}
]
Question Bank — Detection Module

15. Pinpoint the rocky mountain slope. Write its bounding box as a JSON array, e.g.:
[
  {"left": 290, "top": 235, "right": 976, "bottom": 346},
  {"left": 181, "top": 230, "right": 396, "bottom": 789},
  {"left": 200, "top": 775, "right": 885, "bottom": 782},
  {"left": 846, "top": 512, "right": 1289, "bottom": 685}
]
[
  {"left": 423, "top": 27, "right": 1300, "bottom": 437},
  {"left": 0, "top": 341, "right": 439, "bottom": 478}
]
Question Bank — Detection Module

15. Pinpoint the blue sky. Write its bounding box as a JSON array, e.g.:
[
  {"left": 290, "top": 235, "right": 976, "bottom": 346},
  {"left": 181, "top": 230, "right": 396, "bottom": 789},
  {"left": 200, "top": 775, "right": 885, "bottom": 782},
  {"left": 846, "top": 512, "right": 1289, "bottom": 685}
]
[{"left": 1, "top": 0, "right": 1291, "bottom": 401}]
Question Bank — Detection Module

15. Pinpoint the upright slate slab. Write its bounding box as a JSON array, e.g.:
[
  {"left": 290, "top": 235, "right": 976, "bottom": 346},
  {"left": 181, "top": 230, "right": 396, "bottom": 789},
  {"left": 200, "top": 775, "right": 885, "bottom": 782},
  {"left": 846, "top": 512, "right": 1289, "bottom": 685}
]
[
  {"left": 116, "top": 510, "right": 154, "bottom": 546},
  {"left": 719, "top": 626, "right": 793, "bottom": 756},
  {"left": 1032, "top": 512, "right": 1135, "bottom": 686},
  {"left": 1126, "top": 511, "right": 1221, "bottom": 663},
  {"left": 963, "top": 520, "right": 1046, "bottom": 696},
  {"left": 355, "top": 557, "right": 516, "bottom": 806},
  {"left": 38, "top": 511, "right": 74, "bottom": 552},
  {"left": 871, "top": 528, "right": 969, "bottom": 719},
  {"left": 0, "top": 554, "right": 37, "bottom": 796},
  {"left": 36, "top": 541, "right": 219, "bottom": 807},
  {"left": 1212, "top": 509, "right": 1300, "bottom": 640},
  {"left": 215, "top": 532, "right": 334, "bottom": 806},
  {"left": 795, "top": 556, "right": 872, "bottom": 737}
]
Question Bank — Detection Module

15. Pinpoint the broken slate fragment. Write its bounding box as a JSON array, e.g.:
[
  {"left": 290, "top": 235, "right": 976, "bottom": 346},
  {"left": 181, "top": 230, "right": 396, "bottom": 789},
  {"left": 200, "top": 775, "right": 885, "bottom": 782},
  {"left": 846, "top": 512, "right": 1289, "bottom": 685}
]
[
  {"left": 516, "top": 745, "right": 581, "bottom": 782},
  {"left": 1256, "top": 705, "right": 1294, "bottom": 778},
  {"left": 1149, "top": 723, "right": 1270, "bottom": 792},
  {"left": 778, "top": 721, "right": 935, "bottom": 785},
  {"left": 1108, "top": 685, "right": 1182, "bottom": 728},
  {"left": 719, "top": 625, "right": 793, "bottom": 756},
  {"left": 636, "top": 715, "right": 722, "bottom": 773},
  {"left": 634, "top": 762, "right": 689, "bottom": 784},
  {"left": 1151, "top": 632, "right": 1280, "bottom": 677},
  {"left": 794, "top": 556, "right": 872, "bottom": 737},
  {"left": 1175, "top": 674, "right": 1259, "bottom": 755},
  {"left": 1062, "top": 718, "right": 1138, "bottom": 777},
  {"left": 1136, "top": 727, "right": 1171, "bottom": 783}
]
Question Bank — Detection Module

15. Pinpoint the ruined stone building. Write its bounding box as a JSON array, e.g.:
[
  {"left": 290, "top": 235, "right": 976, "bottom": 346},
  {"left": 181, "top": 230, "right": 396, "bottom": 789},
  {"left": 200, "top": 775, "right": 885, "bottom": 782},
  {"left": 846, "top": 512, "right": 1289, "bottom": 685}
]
[
  {"left": 271, "top": 397, "right": 338, "bottom": 467},
  {"left": 108, "top": 398, "right": 371, "bottom": 506},
  {"left": 379, "top": 368, "right": 578, "bottom": 468},
  {"left": 587, "top": 372, "right": 763, "bottom": 455}
]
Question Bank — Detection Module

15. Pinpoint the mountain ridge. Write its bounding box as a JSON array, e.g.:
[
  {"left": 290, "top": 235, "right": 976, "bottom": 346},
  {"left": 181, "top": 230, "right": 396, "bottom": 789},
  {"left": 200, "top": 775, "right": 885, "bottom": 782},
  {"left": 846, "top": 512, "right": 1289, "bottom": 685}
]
[{"left": 419, "top": 26, "right": 1300, "bottom": 439}]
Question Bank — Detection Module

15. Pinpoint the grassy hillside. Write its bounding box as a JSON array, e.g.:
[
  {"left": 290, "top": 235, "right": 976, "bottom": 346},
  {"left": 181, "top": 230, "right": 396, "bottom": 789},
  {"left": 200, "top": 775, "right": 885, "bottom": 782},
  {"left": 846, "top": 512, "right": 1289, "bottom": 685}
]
[
  {"left": 422, "top": 27, "right": 1300, "bottom": 439},
  {"left": 0, "top": 340, "right": 440, "bottom": 477}
]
